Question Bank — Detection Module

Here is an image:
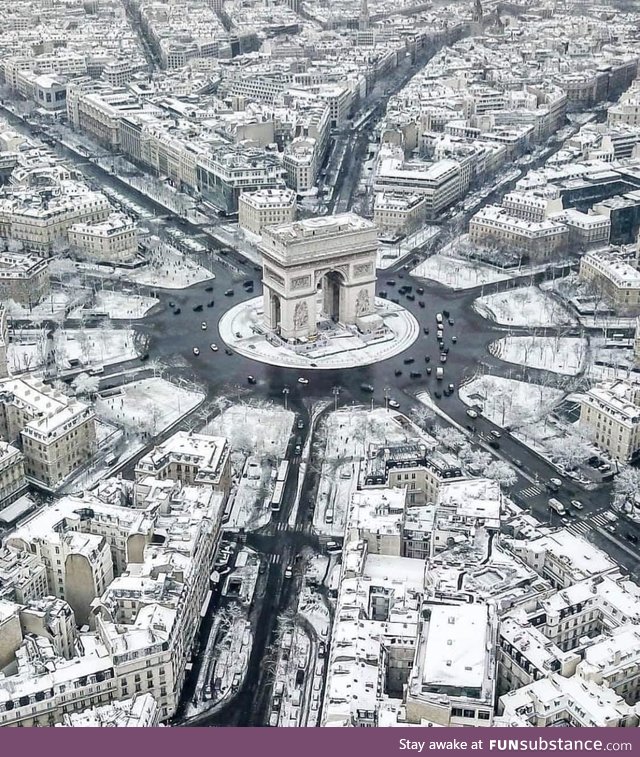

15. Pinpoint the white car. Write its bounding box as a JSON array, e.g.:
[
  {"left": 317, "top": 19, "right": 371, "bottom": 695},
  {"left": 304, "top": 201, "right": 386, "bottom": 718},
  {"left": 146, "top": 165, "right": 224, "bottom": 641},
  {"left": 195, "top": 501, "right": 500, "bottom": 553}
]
[
  {"left": 388, "top": 399, "right": 400, "bottom": 409},
  {"left": 284, "top": 565, "right": 293, "bottom": 579},
  {"left": 571, "top": 500, "right": 584, "bottom": 510},
  {"left": 297, "top": 377, "right": 309, "bottom": 385},
  {"left": 466, "top": 409, "right": 478, "bottom": 418},
  {"left": 550, "top": 477, "right": 562, "bottom": 487},
  {"left": 201, "top": 321, "right": 207, "bottom": 330},
  {"left": 210, "top": 343, "right": 218, "bottom": 352},
  {"left": 193, "top": 347, "right": 200, "bottom": 356}
]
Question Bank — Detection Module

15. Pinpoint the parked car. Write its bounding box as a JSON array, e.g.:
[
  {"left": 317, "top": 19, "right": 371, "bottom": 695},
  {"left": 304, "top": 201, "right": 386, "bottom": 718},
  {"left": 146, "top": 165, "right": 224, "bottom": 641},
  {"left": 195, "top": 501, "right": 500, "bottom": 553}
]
[
  {"left": 571, "top": 500, "right": 584, "bottom": 510},
  {"left": 210, "top": 343, "right": 218, "bottom": 351},
  {"left": 247, "top": 375, "right": 257, "bottom": 384},
  {"left": 201, "top": 321, "right": 207, "bottom": 330},
  {"left": 224, "top": 289, "right": 234, "bottom": 296},
  {"left": 297, "top": 377, "right": 309, "bottom": 385},
  {"left": 466, "top": 409, "right": 478, "bottom": 418},
  {"left": 409, "top": 371, "right": 422, "bottom": 379},
  {"left": 193, "top": 347, "right": 200, "bottom": 356},
  {"left": 388, "top": 399, "right": 400, "bottom": 409}
]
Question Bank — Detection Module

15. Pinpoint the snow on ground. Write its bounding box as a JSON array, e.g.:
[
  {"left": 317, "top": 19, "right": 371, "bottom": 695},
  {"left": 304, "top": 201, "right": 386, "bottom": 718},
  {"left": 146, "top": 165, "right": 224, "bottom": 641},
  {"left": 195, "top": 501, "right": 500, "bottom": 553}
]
[
  {"left": 474, "top": 286, "right": 576, "bottom": 327},
  {"left": 489, "top": 335, "right": 587, "bottom": 376},
  {"left": 123, "top": 241, "right": 213, "bottom": 289},
  {"left": 412, "top": 254, "right": 513, "bottom": 289},
  {"left": 377, "top": 226, "right": 439, "bottom": 269},
  {"left": 313, "top": 408, "right": 421, "bottom": 536},
  {"left": 298, "top": 586, "right": 331, "bottom": 639},
  {"left": 219, "top": 296, "right": 419, "bottom": 369},
  {"left": 8, "top": 335, "right": 46, "bottom": 374},
  {"left": 54, "top": 327, "right": 139, "bottom": 368},
  {"left": 70, "top": 290, "right": 159, "bottom": 320},
  {"left": 459, "top": 375, "right": 565, "bottom": 429},
  {"left": 4, "top": 292, "right": 70, "bottom": 320},
  {"left": 203, "top": 403, "right": 294, "bottom": 531},
  {"left": 95, "top": 377, "right": 204, "bottom": 438}
]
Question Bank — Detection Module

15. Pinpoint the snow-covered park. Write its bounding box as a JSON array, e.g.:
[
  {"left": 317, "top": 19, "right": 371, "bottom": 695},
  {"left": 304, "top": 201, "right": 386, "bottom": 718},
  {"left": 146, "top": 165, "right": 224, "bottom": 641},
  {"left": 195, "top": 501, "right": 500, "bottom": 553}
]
[
  {"left": 489, "top": 335, "right": 587, "bottom": 376},
  {"left": 71, "top": 290, "right": 159, "bottom": 320},
  {"left": 53, "top": 327, "right": 139, "bottom": 368},
  {"left": 459, "top": 375, "right": 565, "bottom": 429},
  {"left": 95, "top": 377, "right": 204, "bottom": 440},
  {"left": 412, "top": 253, "right": 513, "bottom": 289},
  {"left": 474, "top": 286, "right": 576, "bottom": 327},
  {"left": 4, "top": 292, "right": 70, "bottom": 320}
]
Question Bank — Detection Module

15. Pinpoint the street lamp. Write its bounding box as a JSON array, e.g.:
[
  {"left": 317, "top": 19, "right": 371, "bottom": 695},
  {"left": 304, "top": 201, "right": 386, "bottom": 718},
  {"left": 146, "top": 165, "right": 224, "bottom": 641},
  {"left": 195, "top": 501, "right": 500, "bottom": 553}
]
[
  {"left": 384, "top": 386, "right": 390, "bottom": 412},
  {"left": 282, "top": 386, "right": 290, "bottom": 411},
  {"left": 332, "top": 385, "right": 340, "bottom": 412}
]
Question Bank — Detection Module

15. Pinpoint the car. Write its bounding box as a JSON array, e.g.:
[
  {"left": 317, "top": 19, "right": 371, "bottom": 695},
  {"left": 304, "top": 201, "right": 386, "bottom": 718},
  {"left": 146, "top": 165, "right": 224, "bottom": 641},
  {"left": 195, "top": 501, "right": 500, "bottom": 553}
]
[
  {"left": 490, "top": 430, "right": 501, "bottom": 439},
  {"left": 604, "top": 512, "right": 617, "bottom": 523},
  {"left": 488, "top": 440, "right": 500, "bottom": 450},
  {"left": 388, "top": 399, "right": 400, "bottom": 409},
  {"left": 391, "top": 298, "right": 400, "bottom": 304},
  {"left": 426, "top": 366, "right": 432, "bottom": 375},
  {"left": 406, "top": 294, "right": 415, "bottom": 301},
  {"left": 403, "top": 357, "right": 415, "bottom": 365},
  {"left": 386, "top": 280, "right": 395, "bottom": 286},
  {"left": 443, "top": 346, "right": 450, "bottom": 354},
  {"left": 434, "top": 391, "right": 442, "bottom": 399},
  {"left": 284, "top": 566, "right": 293, "bottom": 579},
  {"left": 423, "top": 327, "right": 430, "bottom": 335},
  {"left": 571, "top": 500, "right": 584, "bottom": 510},
  {"left": 326, "top": 541, "right": 342, "bottom": 554},
  {"left": 626, "top": 532, "right": 638, "bottom": 544},
  {"left": 605, "top": 524, "right": 617, "bottom": 534},
  {"left": 201, "top": 321, "right": 207, "bottom": 330},
  {"left": 210, "top": 343, "right": 218, "bottom": 351},
  {"left": 207, "top": 300, "right": 215, "bottom": 307},
  {"left": 394, "top": 369, "right": 402, "bottom": 377},
  {"left": 437, "top": 330, "right": 444, "bottom": 340},
  {"left": 294, "top": 444, "right": 302, "bottom": 455},
  {"left": 168, "top": 301, "right": 175, "bottom": 308},
  {"left": 378, "top": 291, "right": 387, "bottom": 298},
  {"left": 561, "top": 517, "right": 571, "bottom": 526},
  {"left": 193, "top": 347, "right": 200, "bottom": 356},
  {"left": 360, "top": 383, "right": 374, "bottom": 393},
  {"left": 442, "top": 310, "right": 450, "bottom": 318},
  {"left": 466, "top": 424, "right": 475, "bottom": 432},
  {"left": 224, "top": 289, "right": 234, "bottom": 296},
  {"left": 225, "top": 348, "right": 233, "bottom": 355},
  {"left": 243, "top": 280, "right": 254, "bottom": 289},
  {"left": 513, "top": 459, "right": 523, "bottom": 468},
  {"left": 205, "top": 286, "right": 214, "bottom": 292},
  {"left": 424, "top": 356, "right": 431, "bottom": 363},
  {"left": 247, "top": 376, "right": 257, "bottom": 384},
  {"left": 173, "top": 307, "right": 181, "bottom": 314},
  {"left": 409, "top": 371, "right": 422, "bottom": 379},
  {"left": 550, "top": 477, "right": 562, "bottom": 488},
  {"left": 448, "top": 383, "right": 454, "bottom": 392},
  {"left": 419, "top": 301, "right": 425, "bottom": 308},
  {"left": 193, "top": 304, "right": 203, "bottom": 312},
  {"left": 298, "top": 377, "right": 309, "bottom": 384},
  {"left": 296, "top": 419, "right": 304, "bottom": 430},
  {"left": 440, "top": 354, "right": 447, "bottom": 363},
  {"left": 448, "top": 318, "right": 455, "bottom": 326},
  {"left": 451, "top": 336, "right": 457, "bottom": 343},
  {"left": 416, "top": 287, "right": 424, "bottom": 295},
  {"left": 466, "top": 409, "right": 478, "bottom": 418}
]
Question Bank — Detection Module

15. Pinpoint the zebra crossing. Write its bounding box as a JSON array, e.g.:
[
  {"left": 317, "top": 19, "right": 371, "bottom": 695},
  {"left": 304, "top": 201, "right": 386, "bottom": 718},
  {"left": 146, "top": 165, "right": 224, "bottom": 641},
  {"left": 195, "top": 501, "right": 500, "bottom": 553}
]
[
  {"left": 519, "top": 485, "right": 543, "bottom": 498},
  {"left": 268, "top": 553, "right": 282, "bottom": 564},
  {"left": 566, "top": 513, "right": 610, "bottom": 538},
  {"left": 268, "top": 521, "right": 311, "bottom": 534}
]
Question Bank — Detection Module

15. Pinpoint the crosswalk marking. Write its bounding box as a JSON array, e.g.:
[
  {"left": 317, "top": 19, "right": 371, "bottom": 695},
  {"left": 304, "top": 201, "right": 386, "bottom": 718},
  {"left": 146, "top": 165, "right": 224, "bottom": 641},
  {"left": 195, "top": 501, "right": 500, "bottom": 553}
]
[
  {"left": 270, "top": 521, "right": 310, "bottom": 533},
  {"left": 269, "top": 553, "right": 281, "bottom": 564},
  {"left": 519, "top": 486, "right": 542, "bottom": 498},
  {"left": 565, "top": 513, "right": 609, "bottom": 539}
]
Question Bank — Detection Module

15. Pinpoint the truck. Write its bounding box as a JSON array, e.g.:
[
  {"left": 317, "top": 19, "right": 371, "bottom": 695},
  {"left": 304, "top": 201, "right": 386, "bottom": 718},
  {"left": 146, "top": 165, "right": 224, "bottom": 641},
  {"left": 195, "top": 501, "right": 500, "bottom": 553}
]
[
  {"left": 436, "top": 313, "right": 443, "bottom": 324},
  {"left": 548, "top": 498, "right": 566, "bottom": 515},
  {"left": 436, "top": 367, "right": 444, "bottom": 380}
]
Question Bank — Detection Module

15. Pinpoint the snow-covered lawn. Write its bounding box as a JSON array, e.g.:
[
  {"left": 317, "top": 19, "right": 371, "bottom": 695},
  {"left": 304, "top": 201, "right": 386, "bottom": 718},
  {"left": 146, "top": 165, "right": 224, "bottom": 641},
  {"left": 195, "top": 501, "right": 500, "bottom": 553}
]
[
  {"left": 95, "top": 377, "right": 204, "bottom": 437},
  {"left": 53, "top": 328, "right": 139, "bottom": 368},
  {"left": 203, "top": 403, "right": 294, "bottom": 459},
  {"left": 474, "top": 286, "right": 576, "bottom": 327},
  {"left": 123, "top": 242, "right": 213, "bottom": 289},
  {"left": 4, "top": 292, "right": 70, "bottom": 320},
  {"left": 459, "top": 375, "right": 565, "bottom": 429},
  {"left": 412, "top": 254, "right": 512, "bottom": 289},
  {"left": 8, "top": 334, "right": 47, "bottom": 374},
  {"left": 489, "top": 335, "right": 587, "bottom": 375},
  {"left": 70, "top": 290, "right": 159, "bottom": 320}
]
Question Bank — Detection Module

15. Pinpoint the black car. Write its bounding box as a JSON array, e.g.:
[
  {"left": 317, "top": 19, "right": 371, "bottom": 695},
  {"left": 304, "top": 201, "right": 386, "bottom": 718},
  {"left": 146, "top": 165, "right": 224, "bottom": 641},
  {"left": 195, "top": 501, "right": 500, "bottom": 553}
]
[
  {"left": 173, "top": 308, "right": 181, "bottom": 315},
  {"left": 626, "top": 532, "right": 638, "bottom": 544},
  {"left": 386, "top": 280, "right": 396, "bottom": 286},
  {"left": 423, "top": 327, "right": 430, "bottom": 335},
  {"left": 168, "top": 301, "right": 175, "bottom": 307},
  {"left": 419, "top": 301, "right": 425, "bottom": 308},
  {"left": 404, "top": 357, "right": 415, "bottom": 364},
  {"left": 442, "top": 309, "right": 450, "bottom": 318},
  {"left": 193, "top": 304, "right": 203, "bottom": 312},
  {"left": 247, "top": 376, "right": 257, "bottom": 385},
  {"left": 406, "top": 294, "right": 415, "bottom": 301},
  {"left": 425, "top": 356, "right": 431, "bottom": 363},
  {"left": 360, "top": 383, "right": 375, "bottom": 393},
  {"left": 378, "top": 291, "right": 387, "bottom": 299},
  {"left": 225, "top": 348, "right": 233, "bottom": 355},
  {"left": 443, "top": 347, "right": 450, "bottom": 354},
  {"left": 434, "top": 391, "right": 442, "bottom": 399},
  {"left": 398, "top": 286, "right": 408, "bottom": 295},
  {"left": 417, "top": 287, "right": 424, "bottom": 295},
  {"left": 409, "top": 371, "right": 422, "bottom": 379},
  {"left": 205, "top": 286, "right": 214, "bottom": 292},
  {"left": 243, "top": 280, "right": 254, "bottom": 288},
  {"left": 448, "top": 318, "right": 455, "bottom": 326},
  {"left": 391, "top": 298, "right": 400, "bottom": 304},
  {"left": 225, "top": 289, "right": 234, "bottom": 296},
  {"left": 394, "top": 369, "right": 403, "bottom": 377},
  {"left": 488, "top": 440, "right": 500, "bottom": 450},
  {"left": 207, "top": 300, "right": 215, "bottom": 307}
]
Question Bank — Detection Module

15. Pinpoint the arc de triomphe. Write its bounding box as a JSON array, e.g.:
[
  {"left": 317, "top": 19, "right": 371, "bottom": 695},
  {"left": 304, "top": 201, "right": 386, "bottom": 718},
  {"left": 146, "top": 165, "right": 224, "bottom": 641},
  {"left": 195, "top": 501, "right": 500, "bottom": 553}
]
[{"left": 260, "top": 213, "right": 378, "bottom": 341}]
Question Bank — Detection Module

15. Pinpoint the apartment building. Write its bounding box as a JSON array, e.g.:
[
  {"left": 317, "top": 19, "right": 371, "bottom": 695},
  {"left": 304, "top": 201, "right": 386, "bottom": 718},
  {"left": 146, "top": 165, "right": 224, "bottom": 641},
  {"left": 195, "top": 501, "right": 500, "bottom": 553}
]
[
  {"left": 0, "top": 377, "right": 97, "bottom": 491},
  {"left": 579, "top": 251, "right": 640, "bottom": 314},
  {"left": 0, "top": 303, "right": 7, "bottom": 379},
  {"left": 0, "top": 251, "right": 50, "bottom": 307},
  {"left": 578, "top": 379, "right": 640, "bottom": 462},
  {"left": 0, "top": 441, "right": 27, "bottom": 511},
  {"left": 469, "top": 205, "right": 569, "bottom": 259},
  {"left": 239, "top": 187, "right": 296, "bottom": 236},
  {"left": 135, "top": 431, "right": 232, "bottom": 495},
  {"left": 373, "top": 192, "right": 427, "bottom": 237},
  {"left": 68, "top": 213, "right": 139, "bottom": 263},
  {"left": 283, "top": 137, "right": 317, "bottom": 194},
  {"left": 0, "top": 545, "right": 49, "bottom": 604},
  {"left": 57, "top": 693, "right": 161, "bottom": 727}
]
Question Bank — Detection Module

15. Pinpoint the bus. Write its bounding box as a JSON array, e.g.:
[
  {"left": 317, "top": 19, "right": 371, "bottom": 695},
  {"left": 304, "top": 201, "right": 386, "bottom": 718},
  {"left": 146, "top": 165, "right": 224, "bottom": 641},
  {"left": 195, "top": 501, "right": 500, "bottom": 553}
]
[
  {"left": 271, "top": 480, "right": 286, "bottom": 512},
  {"left": 276, "top": 460, "right": 290, "bottom": 483},
  {"left": 548, "top": 498, "right": 566, "bottom": 516}
]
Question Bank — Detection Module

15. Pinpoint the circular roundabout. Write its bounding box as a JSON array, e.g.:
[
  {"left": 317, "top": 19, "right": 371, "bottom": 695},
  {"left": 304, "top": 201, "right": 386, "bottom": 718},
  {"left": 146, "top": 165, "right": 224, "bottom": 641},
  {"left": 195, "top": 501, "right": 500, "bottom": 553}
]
[{"left": 218, "top": 296, "right": 419, "bottom": 370}]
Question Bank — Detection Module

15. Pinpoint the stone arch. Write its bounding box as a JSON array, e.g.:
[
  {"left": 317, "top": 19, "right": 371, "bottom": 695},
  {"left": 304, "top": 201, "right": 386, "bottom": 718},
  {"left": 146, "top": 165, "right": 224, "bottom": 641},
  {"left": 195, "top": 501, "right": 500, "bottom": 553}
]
[{"left": 317, "top": 269, "right": 347, "bottom": 322}]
